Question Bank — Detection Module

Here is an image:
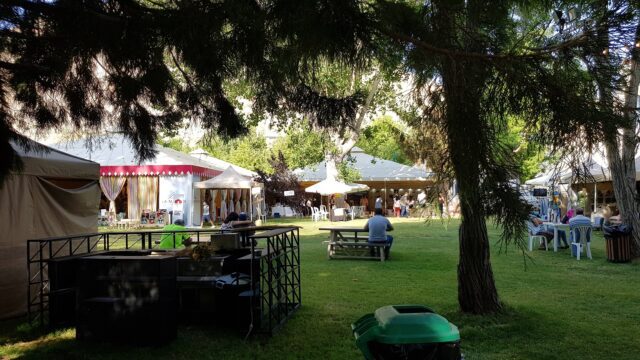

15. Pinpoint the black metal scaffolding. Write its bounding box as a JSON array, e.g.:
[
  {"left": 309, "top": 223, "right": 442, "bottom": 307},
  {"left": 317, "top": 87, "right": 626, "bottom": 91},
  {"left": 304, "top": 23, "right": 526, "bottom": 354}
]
[
  {"left": 250, "top": 228, "right": 301, "bottom": 334},
  {"left": 27, "top": 228, "right": 222, "bottom": 327},
  {"left": 26, "top": 226, "right": 301, "bottom": 336}
]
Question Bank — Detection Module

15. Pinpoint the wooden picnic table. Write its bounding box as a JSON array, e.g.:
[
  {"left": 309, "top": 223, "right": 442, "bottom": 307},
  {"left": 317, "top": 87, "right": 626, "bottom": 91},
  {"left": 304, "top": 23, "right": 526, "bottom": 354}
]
[
  {"left": 319, "top": 226, "right": 387, "bottom": 262},
  {"left": 319, "top": 226, "right": 369, "bottom": 243}
]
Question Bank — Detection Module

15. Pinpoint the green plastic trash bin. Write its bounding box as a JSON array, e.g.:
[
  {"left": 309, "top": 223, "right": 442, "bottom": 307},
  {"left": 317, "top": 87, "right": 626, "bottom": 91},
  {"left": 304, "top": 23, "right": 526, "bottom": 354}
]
[{"left": 352, "top": 305, "right": 461, "bottom": 360}]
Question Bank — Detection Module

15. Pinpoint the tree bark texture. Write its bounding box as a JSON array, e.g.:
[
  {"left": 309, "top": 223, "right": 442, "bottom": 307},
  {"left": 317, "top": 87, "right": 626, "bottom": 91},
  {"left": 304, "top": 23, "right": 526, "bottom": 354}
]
[
  {"left": 605, "top": 56, "right": 640, "bottom": 256},
  {"left": 430, "top": 0, "right": 502, "bottom": 314},
  {"left": 323, "top": 75, "right": 383, "bottom": 182},
  {"left": 442, "top": 59, "right": 501, "bottom": 314},
  {"left": 598, "top": 13, "right": 640, "bottom": 256}
]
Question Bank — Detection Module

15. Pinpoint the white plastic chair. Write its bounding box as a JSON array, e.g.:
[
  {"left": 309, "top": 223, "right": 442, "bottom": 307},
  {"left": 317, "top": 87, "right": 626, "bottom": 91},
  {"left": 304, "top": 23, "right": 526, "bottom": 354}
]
[
  {"left": 311, "top": 207, "right": 321, "bottom": 222},
  {"left": 571, "top": 225, "right": 592, "bottom": 260},
  {"left": 349, "top": 206, "right": 359, "bottom": 220},
  {"left": 527, "top": 222, "right": 548, "bottom": 251},
  {"left": 319, "top": 205, "right": 329, "bottom": 220},
  {"left": 284, "top": 206, "right": 294, "bottom": 217},
  {"left": 256, "top": 207, "right": 267, "bottom": 223}
]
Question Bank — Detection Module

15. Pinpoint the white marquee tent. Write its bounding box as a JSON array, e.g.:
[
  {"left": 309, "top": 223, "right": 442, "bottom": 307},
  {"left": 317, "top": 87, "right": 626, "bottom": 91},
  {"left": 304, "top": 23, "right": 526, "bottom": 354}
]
[{"left": 193, "top": 166, "right": 264, "bottom": 220}]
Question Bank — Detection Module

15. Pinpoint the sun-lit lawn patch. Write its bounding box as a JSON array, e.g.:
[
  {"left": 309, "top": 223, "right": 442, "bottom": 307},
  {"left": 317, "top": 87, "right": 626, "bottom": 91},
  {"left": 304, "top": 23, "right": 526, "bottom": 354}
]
[{"left": 2, "top": 217, "right": 640, "bottom": 359}]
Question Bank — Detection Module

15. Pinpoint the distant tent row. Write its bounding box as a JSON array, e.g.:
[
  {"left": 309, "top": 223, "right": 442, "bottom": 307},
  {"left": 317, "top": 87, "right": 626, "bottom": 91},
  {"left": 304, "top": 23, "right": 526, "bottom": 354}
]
[
  {"left": 524, "top": 149, "right": 640, "bottom": 214},
  {"left": 295, "top": 147, "right": 433, "bottom": 209}
]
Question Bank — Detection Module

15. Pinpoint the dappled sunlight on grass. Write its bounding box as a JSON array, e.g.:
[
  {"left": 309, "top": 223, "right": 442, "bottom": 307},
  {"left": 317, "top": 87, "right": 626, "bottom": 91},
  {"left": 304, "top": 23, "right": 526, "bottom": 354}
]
[{"left": 2, "top": 217, "right": 640, "bottom": 359}]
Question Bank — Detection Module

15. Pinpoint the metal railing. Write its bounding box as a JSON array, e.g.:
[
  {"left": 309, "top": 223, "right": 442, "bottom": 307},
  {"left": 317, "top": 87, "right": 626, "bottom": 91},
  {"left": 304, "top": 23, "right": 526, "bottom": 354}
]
[
  {"left": 250, "top": 228, "right": 301, "bottom": 334},
  {"left": 27, "top": 226, "right": 302, "bottom": 334},
  {"left": 27, "top": 228, "right": 223, "bottom": 327}
]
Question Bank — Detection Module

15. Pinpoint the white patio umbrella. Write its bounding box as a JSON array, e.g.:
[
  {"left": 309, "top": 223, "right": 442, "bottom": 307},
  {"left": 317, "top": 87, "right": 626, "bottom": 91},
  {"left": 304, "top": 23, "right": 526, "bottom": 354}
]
[
  {"left": 305, "top": 179, "right": 369, "bottom": 221},
  {"left": 304, "top": 178, "right": 369, "bottom": 195}
]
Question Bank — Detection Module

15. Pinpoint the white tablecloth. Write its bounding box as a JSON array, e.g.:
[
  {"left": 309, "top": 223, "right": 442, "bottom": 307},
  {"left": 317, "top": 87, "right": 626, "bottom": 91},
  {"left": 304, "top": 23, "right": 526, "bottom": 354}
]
[{"left": 271, "top": 206, "right": 294, "bottom": 217}]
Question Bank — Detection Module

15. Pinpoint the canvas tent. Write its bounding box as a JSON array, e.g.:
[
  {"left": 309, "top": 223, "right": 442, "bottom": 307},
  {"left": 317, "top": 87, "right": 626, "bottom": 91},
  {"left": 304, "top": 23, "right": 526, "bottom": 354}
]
[
  {"left": 0, "top": 139, "right": 100, "bottom": 319},
  {"left": 193, "top": 166, "right": 264, "bottom": 220}
]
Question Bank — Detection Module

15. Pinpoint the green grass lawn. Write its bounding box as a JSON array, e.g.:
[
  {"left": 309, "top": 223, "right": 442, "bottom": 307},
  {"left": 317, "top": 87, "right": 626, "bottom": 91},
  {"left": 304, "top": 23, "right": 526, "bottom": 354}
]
[{"left": 2, "top": 218, "right": 640, "bottom": 359}]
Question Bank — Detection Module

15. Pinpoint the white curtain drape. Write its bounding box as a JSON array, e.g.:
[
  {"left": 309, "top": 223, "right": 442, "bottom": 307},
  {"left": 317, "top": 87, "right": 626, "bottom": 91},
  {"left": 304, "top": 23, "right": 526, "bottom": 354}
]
[
  {"left": 210, "top": 189, "right": 218, "bottom": 221},
  {"left": 127, "top": 177, "right": 139, "bottom": 220},
  {"left": 229, "top": 189, "right": 235, "bottom": 213},
  {"left": 99, "top": 176, "right": 126, "bottom": 213},
  {"left": 235, "top": 189, "right": 242, "bottom": 214},
  {"left": 241, "top": 189, "right": 247, "bottom": 213},
  {"left": 220, "top": 189, "right": 228, "bottom": 220},
  {"left": 235, "top": 189, "right": 242, "bottom": 213}
]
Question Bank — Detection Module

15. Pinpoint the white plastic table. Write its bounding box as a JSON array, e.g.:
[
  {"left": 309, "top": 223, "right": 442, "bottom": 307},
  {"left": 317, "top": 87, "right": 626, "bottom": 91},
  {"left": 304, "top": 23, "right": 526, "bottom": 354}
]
[{"left": 543, "top": 222, "right": 570, "bottom": 252}]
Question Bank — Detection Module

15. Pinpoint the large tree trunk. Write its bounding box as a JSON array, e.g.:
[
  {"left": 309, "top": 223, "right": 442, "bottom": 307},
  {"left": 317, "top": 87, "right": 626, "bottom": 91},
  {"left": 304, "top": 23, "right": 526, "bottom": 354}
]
[
  {"left": 597, "top": 9, "right": 640, "bottom": 256},
  {"left": 605, "top": 52, "right": 640, "bottom": 256},
  {"left": 323, "top": 75, "right": 382, "bottom": 181},
  {"left": 457, "top": 195, "right": 500, "bottom": 313},
  {"left": 442, "top": 58, "right": 501, "bottom": 313}
]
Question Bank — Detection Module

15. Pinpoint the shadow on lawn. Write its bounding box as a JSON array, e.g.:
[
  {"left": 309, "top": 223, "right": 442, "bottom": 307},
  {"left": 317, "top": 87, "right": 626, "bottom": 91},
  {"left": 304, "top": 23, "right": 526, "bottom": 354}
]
[
  {"left": 7, "top": 321, "right": 304, "bottom": 359},
  {"left": 443, "top": 305, "right": 567, "bottom": 359},
  {"left": 5, "top": 306, "right": 565, "bottom": 360}
]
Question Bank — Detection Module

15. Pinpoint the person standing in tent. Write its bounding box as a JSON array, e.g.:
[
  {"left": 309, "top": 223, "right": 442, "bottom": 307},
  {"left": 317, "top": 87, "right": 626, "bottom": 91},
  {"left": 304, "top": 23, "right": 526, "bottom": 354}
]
[
  {"left": 375, "top": 194, "right": 383, "bottom": 211},
  {"left": 393, "top": 196, "right": 401, "bottom": 218},
  {"left": 360, "top": 196, "right": 369, "bottom": 212},
  {"left": 202, "top": 201, "right": 211, "bottom": 225},
  {"left": 400, "top": 193, "right": 409, "bottom": 217}
]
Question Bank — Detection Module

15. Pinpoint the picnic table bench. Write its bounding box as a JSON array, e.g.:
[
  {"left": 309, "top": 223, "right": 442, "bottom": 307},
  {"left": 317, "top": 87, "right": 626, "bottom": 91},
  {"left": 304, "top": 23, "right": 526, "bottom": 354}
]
[{"left": 319, "top": 227, "right": 388, "bottom": 262}]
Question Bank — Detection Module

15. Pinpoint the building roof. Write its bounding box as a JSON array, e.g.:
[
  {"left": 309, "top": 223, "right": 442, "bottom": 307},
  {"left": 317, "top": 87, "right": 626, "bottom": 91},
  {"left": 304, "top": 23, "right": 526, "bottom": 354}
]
[{"left": 294, "top": 147, "right": 432, "bottom": 182}]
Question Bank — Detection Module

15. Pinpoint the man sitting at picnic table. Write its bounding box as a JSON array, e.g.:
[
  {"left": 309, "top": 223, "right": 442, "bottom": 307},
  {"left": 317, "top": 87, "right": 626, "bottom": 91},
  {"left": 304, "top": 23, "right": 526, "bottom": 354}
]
[
  {"left": 364, "top": 208, "right": 394, "bottom": 259},
  {"left": 158, "top": 219, "right": 193, "bottom": 249}
]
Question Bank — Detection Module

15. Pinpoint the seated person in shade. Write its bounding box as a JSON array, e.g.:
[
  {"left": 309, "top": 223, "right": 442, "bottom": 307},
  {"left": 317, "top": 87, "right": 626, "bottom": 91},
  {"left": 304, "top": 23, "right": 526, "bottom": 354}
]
[
  {"left": 606, "top": 209, "right": 621, "bottom": 225},
  {"left": 236, "top": 212, "right": 256, "bottom": 229},
  {"left": 529, "top": 212, "right": 569, "bottom": 249},
  {"left": 365, "top": 208, "right": 394, "bottom": 258},
  {"left": 158, "top": 219, "right": 193, "bottom": 249},
  {"left": 561, "top": 208, "right": 575, "bottom": 224},
  {"left": 220, "top": 212, "right": 253, "bottom": 230},
  {"left": 344, "top": 202, "right": 351, "bottom": 219},
  {"left": 569, "top": 208, "right": 592, "bottom": 243}
]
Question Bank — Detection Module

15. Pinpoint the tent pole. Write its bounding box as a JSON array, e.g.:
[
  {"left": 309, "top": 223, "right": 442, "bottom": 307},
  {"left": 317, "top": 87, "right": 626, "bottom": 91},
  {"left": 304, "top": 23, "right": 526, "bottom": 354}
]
[
  {"left": 593, "top": 182, "right": 597, "bottom": 213},
  {"left": 384, "top": 178, "right": 387, "bottom": 212},
  {"left": 568, "top": 175, "right": 573, "bottom": 211}
]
